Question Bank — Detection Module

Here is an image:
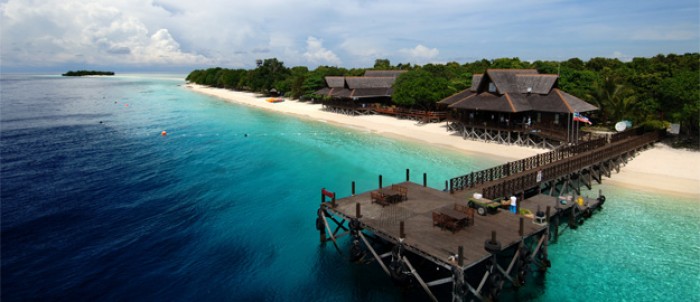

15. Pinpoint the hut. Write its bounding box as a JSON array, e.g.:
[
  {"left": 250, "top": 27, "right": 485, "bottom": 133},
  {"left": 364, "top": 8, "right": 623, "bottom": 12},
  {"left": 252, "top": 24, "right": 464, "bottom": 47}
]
[
  {"left": 439, "top": 69, "right": 598, "bottom": 148},
  {"left": 315, "top": 70, "right": 406, "bottom": 115}
]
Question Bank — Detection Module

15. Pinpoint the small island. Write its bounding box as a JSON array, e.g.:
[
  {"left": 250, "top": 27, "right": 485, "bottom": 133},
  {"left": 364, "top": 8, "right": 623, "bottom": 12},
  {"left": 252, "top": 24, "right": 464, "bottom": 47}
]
[{"left": 62, "top": 70, "right": 115, "bottom": 76}]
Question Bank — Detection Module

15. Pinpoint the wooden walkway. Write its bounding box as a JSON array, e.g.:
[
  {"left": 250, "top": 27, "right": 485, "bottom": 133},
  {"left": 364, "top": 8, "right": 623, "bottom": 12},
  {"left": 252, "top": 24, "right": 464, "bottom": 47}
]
[
  {"left": 318, "top": 128, "right": 658, "bottom": 301},
  {"left": 328, "top": 182, "right": 546, "bottom": 269},
  {"left": 449, "top": 130, "right": 661, "bottom": 200}
]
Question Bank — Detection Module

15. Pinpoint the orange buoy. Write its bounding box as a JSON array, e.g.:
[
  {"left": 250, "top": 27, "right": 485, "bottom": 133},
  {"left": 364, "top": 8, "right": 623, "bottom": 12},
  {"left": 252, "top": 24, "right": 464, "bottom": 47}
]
[{"left": 161, "top": 131, "right": 167, "bottom": 136}]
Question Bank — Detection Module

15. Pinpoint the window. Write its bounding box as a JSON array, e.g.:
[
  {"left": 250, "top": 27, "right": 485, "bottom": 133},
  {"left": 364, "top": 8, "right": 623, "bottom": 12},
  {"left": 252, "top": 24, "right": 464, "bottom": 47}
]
[{"left": 488, "top": 82, "right": 496, "bottom": 93}]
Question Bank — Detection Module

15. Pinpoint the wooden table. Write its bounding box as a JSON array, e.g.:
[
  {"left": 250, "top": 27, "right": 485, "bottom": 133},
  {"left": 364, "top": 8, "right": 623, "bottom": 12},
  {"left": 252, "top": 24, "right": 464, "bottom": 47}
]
[
  {"left": 378, "top": 189, "right": 402, "bottom": 204},
  {"left": 434, "top": 207, "right": 470, "bottom": 232}
]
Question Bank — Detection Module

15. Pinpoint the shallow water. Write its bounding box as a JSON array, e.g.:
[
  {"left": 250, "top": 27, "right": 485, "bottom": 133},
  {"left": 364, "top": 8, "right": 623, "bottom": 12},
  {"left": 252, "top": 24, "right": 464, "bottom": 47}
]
[{"left": 1, "top": 74, "right": 698, "bottom": 301}]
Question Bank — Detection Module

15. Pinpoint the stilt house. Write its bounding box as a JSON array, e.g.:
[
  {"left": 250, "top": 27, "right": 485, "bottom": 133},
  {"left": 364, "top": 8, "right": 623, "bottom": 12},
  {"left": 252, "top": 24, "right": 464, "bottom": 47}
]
[{"left": 439, "top": 69, "right": 598, "bottom": 148}]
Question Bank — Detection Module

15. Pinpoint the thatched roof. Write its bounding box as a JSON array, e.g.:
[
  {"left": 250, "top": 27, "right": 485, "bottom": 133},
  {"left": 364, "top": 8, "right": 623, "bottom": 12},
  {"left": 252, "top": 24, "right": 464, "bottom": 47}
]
[
  {"left": 364, "top": 70, "right": 407, "bottom": 77},
  {"left": 438, "top": 89, "right": 475, "bottom": 105},
  {"left": 325, "top": 76, "right": 345, "bottom": 88},
  {"left": 515, "top": 74, "right": 558, "bottom": 94},
  {"left": 445, "top": 69, "right": 598, "bottom": 113},
  {"left": 477, "top": 69, "right": 539, "bottom": 93},
  {"left": 345, "top": 77, "right": 397, "bottom": 89},
  {"left": 316, "top": 72, "right": 401, "bottom": 99},
  {"left": 469, "top": 74, "right": 483, "bottom": 91},
  {"left": 450, "top": 93, "right": 532, "bottom": 112}
]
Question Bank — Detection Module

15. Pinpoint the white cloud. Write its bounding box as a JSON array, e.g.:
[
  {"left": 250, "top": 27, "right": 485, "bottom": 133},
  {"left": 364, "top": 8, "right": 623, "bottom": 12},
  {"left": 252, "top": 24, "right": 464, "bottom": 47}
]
[
  {"left": 0, "top": 0, "right": 210, "bottom": 68},
  {"left": 303, "top": 37, "right": 341, "bottom": 66},
  {"left": 612, "top": 51, "right": 633, "bottom": 63},
  {"left": 0, "top": 0, "right": 697, "bottom": 70},
  {"left": 400, "top": 44, "right": 439, "bottom": 64}
]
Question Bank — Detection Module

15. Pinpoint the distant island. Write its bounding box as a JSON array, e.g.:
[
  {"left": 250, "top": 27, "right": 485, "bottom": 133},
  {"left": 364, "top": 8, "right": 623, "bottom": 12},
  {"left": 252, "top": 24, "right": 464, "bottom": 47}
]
[{"left": 62, "top": 70, "right": 115, "bottom": 76}]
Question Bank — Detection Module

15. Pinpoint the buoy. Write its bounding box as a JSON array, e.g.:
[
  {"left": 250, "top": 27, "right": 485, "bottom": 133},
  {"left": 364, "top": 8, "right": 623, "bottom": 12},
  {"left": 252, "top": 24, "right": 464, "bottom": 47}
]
[{"left": 161, "top": 131, "right": 167, "bottom": 136}]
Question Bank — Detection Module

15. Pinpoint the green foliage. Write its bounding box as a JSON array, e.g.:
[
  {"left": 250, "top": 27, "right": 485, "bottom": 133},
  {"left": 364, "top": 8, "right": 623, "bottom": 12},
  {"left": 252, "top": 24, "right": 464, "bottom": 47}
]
[
  {"left": 373, "top": 59, "right": 391, "bottom": 70},
  {"left": 392, "top": 69, "right": 450, "bottom": 109},
  {"left": 62, "top": 70, "right": 114, "bottom": 76},
  {"left": 186, "top": 53, "right": 700, "bottom": 138}
]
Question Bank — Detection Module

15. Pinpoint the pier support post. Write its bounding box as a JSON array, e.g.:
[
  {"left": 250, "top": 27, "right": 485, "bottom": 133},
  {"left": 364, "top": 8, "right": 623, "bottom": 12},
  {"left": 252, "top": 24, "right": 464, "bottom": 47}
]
[
  {"left": 356, "top": 202, "right": 362, "bottom": 218},
  {"left": 406, "top": 169, "right": 410, "bottom": 182},
  {"left": 400, "top": 221, "right": 405, "bottom": 239},
  {"left": 444, "top": 180, "right": 448, "bottom": 191},
  {"left": 352, "top": 181, "right": 355, "bottom": 196},
  {"left": 458, "top": 246, "right": 464, "bottom": 266},
  {"left": 519, "top": 217, "right": 524, "bottom": 236},
  {"left": 423, "top": 173, "right": 427, "bottom": 187},
  {"left": 317, "top": 206, "right": 326, "bottom": 245},
  {"left": 379, "top": 174, "right": 383, "bottom": 189},
  {"left": 554, "top": 212, "right": 560, "bottom": 242}
]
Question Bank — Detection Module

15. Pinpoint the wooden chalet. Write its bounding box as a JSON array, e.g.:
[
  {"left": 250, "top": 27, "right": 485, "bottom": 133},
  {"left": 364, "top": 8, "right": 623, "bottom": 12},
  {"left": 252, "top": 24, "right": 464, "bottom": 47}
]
[
  {"left": 315, "top": 70, "right": 406, "bottom": 115},
  {"left": 439, "top": 69, "right": 598, "bottom": 148}
]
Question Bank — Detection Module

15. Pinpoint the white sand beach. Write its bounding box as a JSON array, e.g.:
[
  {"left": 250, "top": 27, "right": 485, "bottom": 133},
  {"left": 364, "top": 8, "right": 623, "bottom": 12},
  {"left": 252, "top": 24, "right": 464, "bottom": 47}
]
[{"left": 188, "top": 84, "right": 700, "bottom": 198}]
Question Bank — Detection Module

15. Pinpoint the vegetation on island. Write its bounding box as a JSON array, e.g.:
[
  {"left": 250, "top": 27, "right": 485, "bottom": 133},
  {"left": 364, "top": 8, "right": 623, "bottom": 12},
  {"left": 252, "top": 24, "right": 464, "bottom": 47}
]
[
  {"left": 186, "top": 53, "right": 699, "bottom": 143},
  {"left": 62, "top": 70, "right": 115, "bottom": 76}
]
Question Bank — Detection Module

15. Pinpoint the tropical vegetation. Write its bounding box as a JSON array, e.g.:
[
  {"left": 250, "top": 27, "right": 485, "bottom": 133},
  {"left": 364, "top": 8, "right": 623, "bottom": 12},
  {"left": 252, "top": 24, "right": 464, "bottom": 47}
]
[{"left": 186, "top": 54, "right": 699, "bottom": 141}]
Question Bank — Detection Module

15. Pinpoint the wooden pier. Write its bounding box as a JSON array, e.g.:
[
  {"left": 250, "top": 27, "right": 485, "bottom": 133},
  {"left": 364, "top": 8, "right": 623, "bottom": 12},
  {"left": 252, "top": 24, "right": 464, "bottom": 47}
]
[{"left": 315, "top": 128, "right": 660, "bottom": 301}]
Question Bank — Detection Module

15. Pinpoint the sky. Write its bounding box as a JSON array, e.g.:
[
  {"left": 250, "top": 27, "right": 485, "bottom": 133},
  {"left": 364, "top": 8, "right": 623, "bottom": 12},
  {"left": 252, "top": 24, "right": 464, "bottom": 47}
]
[{"left": 1, "top": 0, "right": 698, "bottom": 72}]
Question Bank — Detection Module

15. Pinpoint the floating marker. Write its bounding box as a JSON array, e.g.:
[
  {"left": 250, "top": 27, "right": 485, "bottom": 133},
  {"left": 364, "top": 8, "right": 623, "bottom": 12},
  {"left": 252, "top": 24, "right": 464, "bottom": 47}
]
[{"left": 161, "top": 131, "right": 167, "bottom": 136}]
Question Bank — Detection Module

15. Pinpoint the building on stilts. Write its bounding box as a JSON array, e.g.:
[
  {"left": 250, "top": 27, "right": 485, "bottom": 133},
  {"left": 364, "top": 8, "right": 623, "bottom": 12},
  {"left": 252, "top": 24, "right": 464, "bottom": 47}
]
[{"left": 439, "top": 69, "right": 599, "bottom": 149}]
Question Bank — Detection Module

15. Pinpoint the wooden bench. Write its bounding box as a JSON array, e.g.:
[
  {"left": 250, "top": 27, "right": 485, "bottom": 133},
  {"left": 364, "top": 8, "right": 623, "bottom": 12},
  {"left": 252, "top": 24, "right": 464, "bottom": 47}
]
[
  {"left": 390, "top": 184, "right": 408, "bottom": 201},
  {"left": 371, "top": 191, "right": 391, "bottom": 207}
]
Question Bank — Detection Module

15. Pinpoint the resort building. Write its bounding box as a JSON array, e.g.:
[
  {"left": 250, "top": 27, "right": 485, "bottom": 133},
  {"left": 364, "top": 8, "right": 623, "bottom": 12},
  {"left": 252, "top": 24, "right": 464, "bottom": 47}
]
[
  {"left": 439, "top": 69, "right": 598, "bottom": 148},
  {"left": 315, "top": 70, "right": 406, "bottom": 115},
  {"left": 315, "top": 70, "right": 446, "bottom": 122}
]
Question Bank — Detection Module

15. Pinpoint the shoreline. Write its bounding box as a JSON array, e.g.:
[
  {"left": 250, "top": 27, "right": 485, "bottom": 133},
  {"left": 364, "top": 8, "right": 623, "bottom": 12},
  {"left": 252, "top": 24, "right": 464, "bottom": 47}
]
[{"left": 186, "top": 84, "right": 700, "bottom": 198}]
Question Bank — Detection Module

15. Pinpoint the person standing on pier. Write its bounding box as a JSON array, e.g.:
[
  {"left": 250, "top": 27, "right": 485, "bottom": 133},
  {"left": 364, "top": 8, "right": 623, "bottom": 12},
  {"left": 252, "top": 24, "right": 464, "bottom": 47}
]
[{"left": 510, "top": 196, "right": 517, "bottom": 214}]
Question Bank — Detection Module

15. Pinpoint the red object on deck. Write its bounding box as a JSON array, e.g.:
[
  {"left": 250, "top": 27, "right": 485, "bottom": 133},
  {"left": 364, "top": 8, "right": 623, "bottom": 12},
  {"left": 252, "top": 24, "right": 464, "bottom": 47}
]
[{"left": 322, "top": 188, "right": 335, "bottom": 199}]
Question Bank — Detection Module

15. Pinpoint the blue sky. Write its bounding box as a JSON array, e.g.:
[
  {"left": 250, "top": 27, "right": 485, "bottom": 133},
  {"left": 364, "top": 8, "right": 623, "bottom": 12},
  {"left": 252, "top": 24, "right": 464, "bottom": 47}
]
[{"left": 1, "top": 0, "right": 698, "bottom": 72}]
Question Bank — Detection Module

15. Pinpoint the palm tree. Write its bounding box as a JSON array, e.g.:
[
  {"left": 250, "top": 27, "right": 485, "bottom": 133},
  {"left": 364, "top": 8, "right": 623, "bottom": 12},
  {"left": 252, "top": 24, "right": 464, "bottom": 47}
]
[{"left": 587, "top": 77, "right": 638, "bottom": 124}]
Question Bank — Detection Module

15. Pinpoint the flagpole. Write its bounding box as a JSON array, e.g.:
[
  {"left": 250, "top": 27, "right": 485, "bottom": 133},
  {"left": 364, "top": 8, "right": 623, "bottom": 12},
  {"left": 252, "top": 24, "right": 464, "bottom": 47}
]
[{"left": 567, "top": 113, "right": 571, "bottom": 144}]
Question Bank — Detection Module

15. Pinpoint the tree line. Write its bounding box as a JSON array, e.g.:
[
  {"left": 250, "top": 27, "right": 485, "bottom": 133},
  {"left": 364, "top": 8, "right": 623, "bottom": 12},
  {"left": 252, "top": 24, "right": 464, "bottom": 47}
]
[{"left": 186, "top": 54, "right": 699, "bottom": 138}]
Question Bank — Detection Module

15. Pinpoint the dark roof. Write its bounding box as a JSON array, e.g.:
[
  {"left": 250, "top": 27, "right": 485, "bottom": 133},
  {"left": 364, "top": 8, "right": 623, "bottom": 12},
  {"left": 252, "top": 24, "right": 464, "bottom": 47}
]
[
  {"left": 438, "top": 89, "right": 475, "bottom": 105},
  {"left": 450, "top": 92, "right": 516, "bottom": 112},
  {"left": 444, "top": 69, "right": 598, "bottom": 113},
  {"left": 470, "top": 74, "right": 482, "bottom": 91},
  {"left": 484, "top": 69, "right": 539, "bottom": 93},
  {"left": 450, "top": 93, "right": 531, "bottom": 113},
  {"left": 515, "top": 74, "right": 558, "bottom": 94},
  {"left": 449, "top": 89, "right": 597, "bottom": 113},
  {"left": 364, "top": 70, "right": 407, "bottom": 77},
  {"left": 554, "top": 89, "right": 598, "bottom": 113},
  {"left": 319, "top": 74, "right": 399, "bottom": 99},
  {"left": 325, "top": 76, "right": 345, "bottom": 88},
  {"left": 345, "top": 77, "right": 397, "bottom": 89},
  {"left": 352, "top": 88, "right": 392, "bottom": 98}
]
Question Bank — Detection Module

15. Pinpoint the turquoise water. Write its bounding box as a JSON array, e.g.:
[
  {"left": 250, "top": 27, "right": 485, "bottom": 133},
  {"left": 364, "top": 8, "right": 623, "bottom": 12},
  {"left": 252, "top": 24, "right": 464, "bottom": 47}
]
[
  {"left": 538, "top": 185, "right": 700, "bottom": 302},
  {"left": 1, "top": 74, "right": 698, "bottom": 301}
]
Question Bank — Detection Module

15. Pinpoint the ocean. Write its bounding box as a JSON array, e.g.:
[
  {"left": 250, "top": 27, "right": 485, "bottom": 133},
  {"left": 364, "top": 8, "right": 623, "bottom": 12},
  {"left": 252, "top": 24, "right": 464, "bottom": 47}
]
[{"left": 1, "top": 74, "right": 698, "bottom": 301}]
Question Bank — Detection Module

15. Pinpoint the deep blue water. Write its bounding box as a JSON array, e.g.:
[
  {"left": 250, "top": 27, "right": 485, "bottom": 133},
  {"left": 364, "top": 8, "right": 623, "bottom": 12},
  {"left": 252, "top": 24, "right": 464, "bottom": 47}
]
[{"left": 1, "top": 74, "right": 698, "bottom": 301}]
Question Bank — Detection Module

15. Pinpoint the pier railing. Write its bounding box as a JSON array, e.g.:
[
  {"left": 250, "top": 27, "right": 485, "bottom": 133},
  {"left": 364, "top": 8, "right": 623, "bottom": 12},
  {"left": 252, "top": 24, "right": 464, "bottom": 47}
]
[
  {"left": 480, "top": 130, "right": 661, "bottom": 199},
  {"left": 449, "top": 128, "right": 658, "bottom": 193}
]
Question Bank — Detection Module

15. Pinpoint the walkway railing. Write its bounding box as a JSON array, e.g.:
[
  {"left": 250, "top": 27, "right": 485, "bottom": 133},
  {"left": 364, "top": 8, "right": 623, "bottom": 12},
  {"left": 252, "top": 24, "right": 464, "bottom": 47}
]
[
  {"left": 480, "top": 130, "right": 661, "bottom": 199},
  {"left": 449, "top": 128, "right": 659, "bottom": 193}
]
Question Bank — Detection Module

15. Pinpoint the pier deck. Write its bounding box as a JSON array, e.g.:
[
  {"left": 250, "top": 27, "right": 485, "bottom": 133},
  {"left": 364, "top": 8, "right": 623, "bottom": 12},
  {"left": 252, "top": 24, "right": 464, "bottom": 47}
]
[{"left": 329, "top": 182, "right": 547, "bottom": 269}]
